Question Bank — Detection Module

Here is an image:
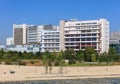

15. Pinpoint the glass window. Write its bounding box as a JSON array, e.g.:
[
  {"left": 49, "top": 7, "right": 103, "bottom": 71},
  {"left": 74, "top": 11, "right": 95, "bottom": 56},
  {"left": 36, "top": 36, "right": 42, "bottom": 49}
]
[
  {"left": 81, "top": 34, "right": 86, "bottom": 36},
  {"left": 81, "top": 38, "right": 85, "bottom": 41},
  {"left": 87, "top": 38, "right": 91, "bottom": 41},
  {"left": 92, "top": 38, "right": 97, "bottom": 41},
  {"left": 92, "top": 34, "right": 97, "bottom": 36},
  {"left": 76, "top": 38, "right": 80, "bottom": 41}
]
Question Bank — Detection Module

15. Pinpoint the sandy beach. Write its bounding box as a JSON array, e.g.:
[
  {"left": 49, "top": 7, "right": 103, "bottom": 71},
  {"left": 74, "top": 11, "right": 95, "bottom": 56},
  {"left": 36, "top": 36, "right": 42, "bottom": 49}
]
[{"left": 0, "top": 65, "right": 120, "bottom": 82}]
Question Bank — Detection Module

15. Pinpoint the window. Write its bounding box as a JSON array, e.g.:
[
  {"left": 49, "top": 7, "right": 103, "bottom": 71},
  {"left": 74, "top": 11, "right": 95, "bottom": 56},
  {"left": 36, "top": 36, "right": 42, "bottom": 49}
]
[
  {"left": 92, "top": 34, "right": 97, "bottom": 36},
  {"left": 92, "top": 38, "right": 97, "bottom": 41},
  {"left": 87, "top": 23, "right": 91, "bottom": 25},
  {"left": 86, "top": 34, "right": 91, "bottom": 36},
  {"left": 66, "top": 38, "right": 69, "bottom": 41},
  {"left": 81, "top": 34, "right": 86, "bottom": 36},
  {"left": 92, "top": 43, "right": 96, "bottom": 45},
  {"left": 86, "top": 38, "right": 91, "bottom": 41},
  {"left": 70, "top": 38, "right": 74, "bottom": 41},
  {"left": 81, "top": 23, "right": 86, "bottom": 25},
  {"left": 81, "top": 38, "right": 85, "bottom": 41},
  {"left": 87, "top": 30, "right": 91, "bottom": 32},
  {"left": 81, "top": 30, "right": 86, "bottom": 32},
  {"left": 76, "top": 27, "right": 80, "bottom": 29},
  {"left": 76, "top": 38, "right": 80, "bottom": 41},
  {"left": 76, "top": 23, "right": 80, "bottom": 25},
  {"left": 92, "top": 22, "right": 97, "bottom": 24}
]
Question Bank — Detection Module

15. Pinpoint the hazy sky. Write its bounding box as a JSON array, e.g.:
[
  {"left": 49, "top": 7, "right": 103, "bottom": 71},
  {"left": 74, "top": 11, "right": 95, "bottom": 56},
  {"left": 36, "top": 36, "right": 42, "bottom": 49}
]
[{"left": 0, "top": 0, "right": 120, "bottom": 44}]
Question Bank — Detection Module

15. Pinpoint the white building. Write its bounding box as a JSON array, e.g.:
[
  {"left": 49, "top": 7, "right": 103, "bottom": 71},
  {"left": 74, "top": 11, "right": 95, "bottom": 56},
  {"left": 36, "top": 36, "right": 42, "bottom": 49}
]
[
  {"left": 13, "top": 24, "right": 60, "bottom": 52},
  {"left": 60, "top": 19, "right": 109, "bottom": 53},
  {"left": 6, "top": 44, "right": 41, "bottom": 53},
  {"left": 6, "top": 37, "right": 14, "bottom": 45},
  {"left": 41, "top": 29, "right": 60, "bottom": 52},
  {"left": 27, "top": 25, "right": 38, "bottom": 44}
]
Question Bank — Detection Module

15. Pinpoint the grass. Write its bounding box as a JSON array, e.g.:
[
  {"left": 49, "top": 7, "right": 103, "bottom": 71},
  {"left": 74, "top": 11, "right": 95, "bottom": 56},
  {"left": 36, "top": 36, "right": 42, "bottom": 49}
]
[
  {"left": 10, "top": 59, "right": 120, "bottom": 66},
  {"left": 64, "top": 62, "right": 120, "bottom": 66}
]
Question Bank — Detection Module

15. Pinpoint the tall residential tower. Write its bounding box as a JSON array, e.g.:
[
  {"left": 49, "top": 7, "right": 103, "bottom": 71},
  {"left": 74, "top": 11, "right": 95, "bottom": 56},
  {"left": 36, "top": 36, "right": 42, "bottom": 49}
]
[{"left": 13, "top": 24, "right": 34, "bottom": 45}]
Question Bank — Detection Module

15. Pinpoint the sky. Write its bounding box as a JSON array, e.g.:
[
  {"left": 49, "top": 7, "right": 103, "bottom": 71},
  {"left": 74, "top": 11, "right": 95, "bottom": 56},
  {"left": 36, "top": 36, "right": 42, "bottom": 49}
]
[{"left": 0, "top": 0, "right": 120, "bottom": 45}]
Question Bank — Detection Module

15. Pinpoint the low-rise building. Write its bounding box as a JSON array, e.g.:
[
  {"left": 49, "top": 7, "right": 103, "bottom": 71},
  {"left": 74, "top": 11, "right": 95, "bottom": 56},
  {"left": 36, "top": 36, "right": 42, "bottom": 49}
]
[
  {"left": 6, "top": 37, "right": 14, "bottom": 45},
  {"left": 6, "top": 44, "right": 41, "bottom": 53}
]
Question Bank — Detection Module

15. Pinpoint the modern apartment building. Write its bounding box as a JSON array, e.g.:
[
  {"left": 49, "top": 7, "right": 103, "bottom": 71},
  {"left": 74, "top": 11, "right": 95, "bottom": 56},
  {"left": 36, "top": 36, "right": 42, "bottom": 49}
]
[
  {"left": 60, "top": 19, "right": 109, "bottom": 53},
  {"left": 41, "top": 29, "right": 60, "bottom": 52},
  {"left": 27, "top": 25, "right": 38, "bottom": 44}
]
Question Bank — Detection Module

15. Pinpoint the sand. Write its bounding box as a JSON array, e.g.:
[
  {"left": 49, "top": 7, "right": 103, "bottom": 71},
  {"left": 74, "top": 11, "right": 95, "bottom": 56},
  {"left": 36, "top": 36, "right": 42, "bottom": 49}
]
[{"left": 0, "top": 65, "right": 120, "bottom": 82}]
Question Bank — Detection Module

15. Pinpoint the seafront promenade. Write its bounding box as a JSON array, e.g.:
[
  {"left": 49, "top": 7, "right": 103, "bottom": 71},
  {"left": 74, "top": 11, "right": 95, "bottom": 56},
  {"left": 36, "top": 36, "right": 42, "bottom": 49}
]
[{"left": 0, "top": 65, "right": 120, "bottom": 82}]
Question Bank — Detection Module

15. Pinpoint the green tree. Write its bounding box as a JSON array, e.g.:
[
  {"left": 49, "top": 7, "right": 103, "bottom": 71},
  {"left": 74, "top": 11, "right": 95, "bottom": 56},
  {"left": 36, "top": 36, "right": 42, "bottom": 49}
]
[
  {"left": 76, "top": 50, "right": 85, "bottom": 62},
  {"left": 99, "top": 52, "right": 109, "bottom": 64},
  {"left": 35, "top": 51, "right": 42, "bottom": 59},
  {"left": 42, "top": 50, "right": 51, "bottom": 74},
  {"left": 65, "top": 48, "right": 76, "bottom": 64},
  {"left": 22, "top": 51, "right": 28, "bottom": 59},
  {"left": 84, "top": 47, "right": 97, "bottom": 62},
  {"left": 0, "top": 50, "right": 5, "bottom": 61},
  {"left": 57, "top": 50, "right": 65, "bottom": 73},
  {"left": 108, "top": 47, "right": 117, "bottom": 62},
  {"left": 91, "top": 53, "right": 97, "bottom": 62},
  {"left": 3, "top": 51, "right": 19, "bottom": 64}
]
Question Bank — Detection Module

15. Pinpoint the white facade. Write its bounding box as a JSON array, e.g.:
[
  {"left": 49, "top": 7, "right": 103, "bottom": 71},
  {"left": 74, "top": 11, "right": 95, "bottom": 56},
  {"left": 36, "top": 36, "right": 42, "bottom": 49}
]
[
  {"left": 6, "top": 37, "right": 14, "bottom": 45},
  {"left": 22, "top": 24, "right": 27, "bottom": 44},
  {"left": 13, "top": 24, "right": 60, "bottom": 52},
  {"left": 27, "top": 26, "right": 38, "bottom": 44},
  {"left": 41, "top": 30, "right": 60, "bottom": 52},
  {"left": 6, "top": 44, "right": 41, "bottom": 53},
  {"left": 60, "top": 19, "right": 109, "bottom": 53}
]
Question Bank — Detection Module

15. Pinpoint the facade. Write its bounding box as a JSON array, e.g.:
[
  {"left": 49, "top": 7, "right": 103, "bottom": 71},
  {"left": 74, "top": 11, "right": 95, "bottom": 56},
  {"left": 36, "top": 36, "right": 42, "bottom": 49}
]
[
  {"left": 6, "top": 44, "right": 41, "bottom": 53},
  {"left": 13, "top": 24, "right": 34, "bottom": 45},
  {"left": 110, "top": 44, "right": 120, "bottom": 54},
  {"left": 27, "top": 26, "right": 38, "bottom": 44},
  {"left": 60, "top": 19, "right": 109, "bottom": 53},
  {"left": 13, "top": 24, "right": 60, "bottom": 52},
  {"left": 12, "top": 19, "right": 109, "bottom": 53},
  {"left": 109, "top": 32, "right": 120, "bottom": 54},
  {"left": 41, "top": 29, "right": 60, "bottom": 52},
  {"left": 110, "top": 32, "right": 120, "bottom": 44},
  {"left": 6, "top": 37, "right": 14, "bottom": 45}
]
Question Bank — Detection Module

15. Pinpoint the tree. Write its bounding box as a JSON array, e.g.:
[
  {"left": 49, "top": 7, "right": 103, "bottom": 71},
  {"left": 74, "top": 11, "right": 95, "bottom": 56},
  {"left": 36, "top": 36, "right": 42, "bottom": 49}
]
[
  {"left": 84, "top": 47, "right": 97, "bottom": 62},
  {"left": 42, "top": 50, "right": 52, "bottom": 74},
  {"left": 35, "top": 51, "right": 42, "bottom": 59},
  {"left": 0, "top": 50, "right": 5, "bottom": 61},
  {"left": 99, "top": 52, "right": 109, "bottom": 64},
  {"left": 108, "top": 47, "right": 117, "bottom": 62},
  {"left": 57, "top": 50, "right": 65, "bottom": 73},
  {"left": 3, "top": 51, "right": 19, "bottom": 64},
  {"left": 42, "top": 52, "right": 48, "bottom": 74},
  {"left": 65, "top": 48, "right": 76, "bottom": 64},
  {"left": 91, "top": 53, "right": 97, "bottom": 62},
  {"left": 22, "top": 51, "right": 28, "bottom": 59},
  {"left": 76, "top": 50, "right": 85, "bottom": 62},
  {"left": 48, "top": 51, "right": 57, "bottom": 73}
]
